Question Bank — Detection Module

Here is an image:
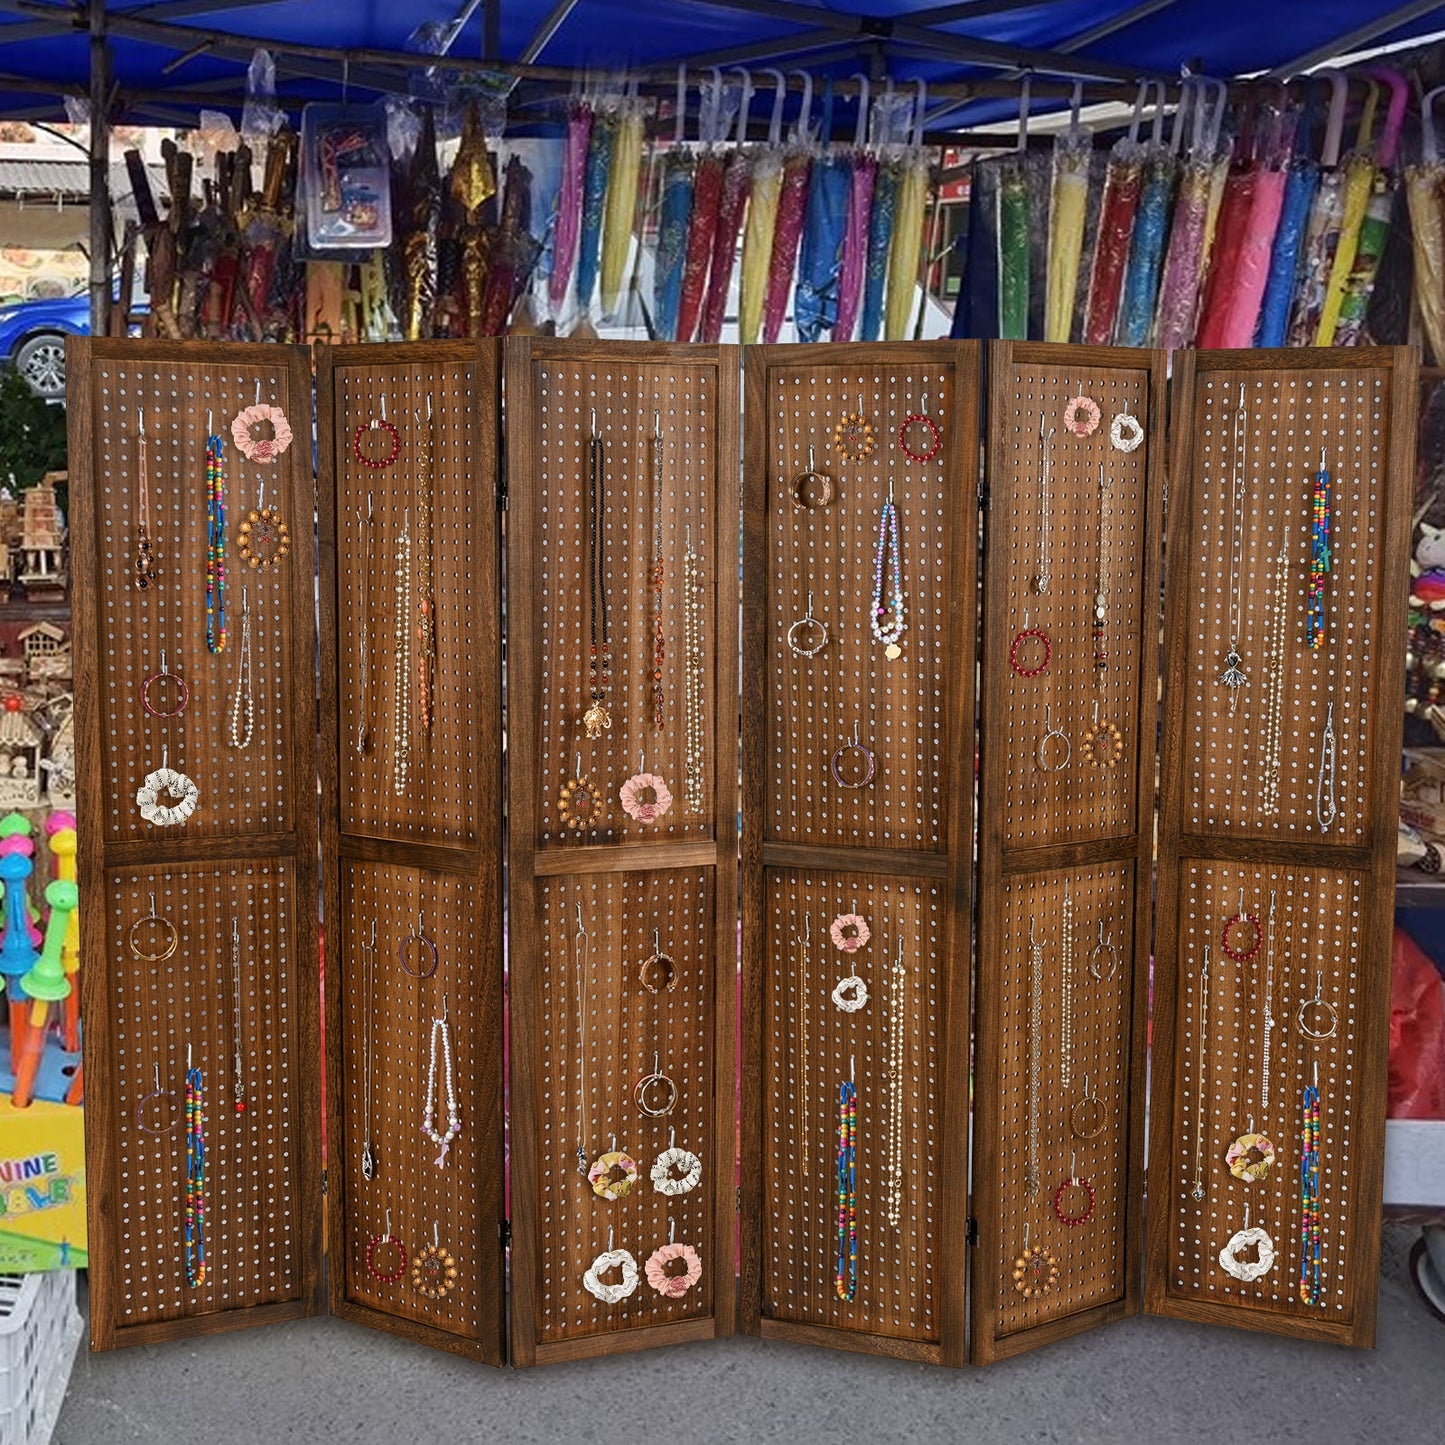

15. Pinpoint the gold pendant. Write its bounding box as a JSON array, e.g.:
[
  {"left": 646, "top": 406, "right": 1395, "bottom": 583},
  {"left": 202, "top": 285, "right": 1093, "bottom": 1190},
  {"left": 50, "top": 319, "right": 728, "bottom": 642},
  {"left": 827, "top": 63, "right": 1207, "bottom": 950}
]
[
  {"left": 885, "top": 643, "right": 902, "bottom": 661},
  {"left": 583, "top": 701, "right": 611, "bottom": 738}
]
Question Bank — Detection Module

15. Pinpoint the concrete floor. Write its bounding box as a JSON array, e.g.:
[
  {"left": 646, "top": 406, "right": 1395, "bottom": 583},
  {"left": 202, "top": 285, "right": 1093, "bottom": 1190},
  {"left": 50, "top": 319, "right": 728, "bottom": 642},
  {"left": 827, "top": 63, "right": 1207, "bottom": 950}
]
[{"left": 55, "top": 1226, "right": 1443, "bottom": 1445}]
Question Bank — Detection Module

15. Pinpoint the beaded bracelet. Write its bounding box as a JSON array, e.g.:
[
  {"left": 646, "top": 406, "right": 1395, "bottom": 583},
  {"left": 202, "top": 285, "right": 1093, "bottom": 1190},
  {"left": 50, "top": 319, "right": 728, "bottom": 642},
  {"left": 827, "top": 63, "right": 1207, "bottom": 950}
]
[
  {"left": 559, "top": 776, "right": 605, "bottom": 830},
  {"left": 365, "top": 1224, "right": 408, "bottom": 1285},
  {"left": 1012, "top": 1242, "right": 1058, "bottom": 1298},
  {"left": 831, "top": 410, "right": 875, "bottom": 460},
  {"left": 411, "top": 1237, "right": 458, "bottom": 1300},
  {"left": 236, "top": 506, "right": 291, "bottom": 569},
  {"left": 141, "top": 656, "right": 188, "bottom": 718},
  {"left": 897, "top": 412, "right": 942, "bottom": 462},
  {"left": 353, "top": 419, "right": 400, "bottom": 470},
  {"left": 1053, "top": 1172, "right": 1096, "bottom": 1226},
  {"left": 1082, "top": 718, "right": 1123, "bottom": 767},
  {"left": 1009, "top": 627, "right": 1050, "bottom": 678},
  {"left": 1220, "top": 909, "right": 1262, "bottom": 964}
]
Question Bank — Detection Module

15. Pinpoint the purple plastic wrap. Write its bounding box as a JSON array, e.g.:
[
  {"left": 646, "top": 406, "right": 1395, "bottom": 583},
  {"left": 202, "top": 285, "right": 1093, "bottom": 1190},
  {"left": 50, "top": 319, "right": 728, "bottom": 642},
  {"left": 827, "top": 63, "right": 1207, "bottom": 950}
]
[
  {"left": 1154, "top": 163, "right": 1212, "bottom": 348},
  {"left": 548, "top": 102, "right": 591, "bottom": 318},
  {"left": 834, "top": 152, "right": 877, "bottom": 342}
]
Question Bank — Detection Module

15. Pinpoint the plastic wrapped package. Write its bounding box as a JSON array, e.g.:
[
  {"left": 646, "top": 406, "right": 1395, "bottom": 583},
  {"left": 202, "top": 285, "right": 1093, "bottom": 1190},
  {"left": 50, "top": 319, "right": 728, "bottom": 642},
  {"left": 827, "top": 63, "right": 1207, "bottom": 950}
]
[
  {"left": 653, "top": 152, "right": 693, "bottom": 343},
  {"left": 834, "top": 150, "right": 877, "bottom": 343},
  {"left": 860, "top": 158, "right": 899, "bottom": 342},
  {"left": 1045, "top": 89, "right": 1091, "bottom": 344},
  {"left": 677, "top": 151, "right": 724, "bottom": 344},
  {"left": 599, "top": 101, "right": 644, "bottom": 319},
  {"left": 300, "top": 103, "right": 393, "bottom": 250},
  {"left": 1390, "top": 925, "right": 1445, "bottom": 1119},
  {"left": 1406, "top": 85, "right": 1445, "bottom": 364},
  {"left": 1082, "top": 133, "right": 1144, "bottom": 344},
  {"left": 548, "top": 101, "right": 592, "bottom": 319},
  {"left": 574, "top": 108, "right": 616, "bottom": 317}
]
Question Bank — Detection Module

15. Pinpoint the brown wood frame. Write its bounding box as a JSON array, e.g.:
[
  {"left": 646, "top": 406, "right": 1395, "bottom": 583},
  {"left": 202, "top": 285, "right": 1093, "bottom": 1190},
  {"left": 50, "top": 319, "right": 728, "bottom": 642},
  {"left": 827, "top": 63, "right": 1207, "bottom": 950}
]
[
  {"left": 69, "top": 337, "right": 323, "bottom": 1350},
  {"left": 1145, "top": 346, "right": 1416, "bottom": 1347},
  {"left": 315, "top": 340, "right": 506, "bottom": 1365},
  {"left": 969, "top": 342, "right": 1165, "bottom": 1363},
  {"left": 739, "top": 342, "right": 979, "bottom": 1367},
  {"left": 504, "top": 338, "right": 740, "bottom": 1368}
]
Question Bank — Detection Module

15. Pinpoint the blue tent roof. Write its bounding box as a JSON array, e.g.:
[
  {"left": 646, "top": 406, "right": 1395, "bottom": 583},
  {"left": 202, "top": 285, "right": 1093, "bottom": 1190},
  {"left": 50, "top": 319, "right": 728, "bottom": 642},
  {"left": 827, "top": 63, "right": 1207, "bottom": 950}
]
[{"left": 0, "top": 1, "right": 1442, "bottom": 126}]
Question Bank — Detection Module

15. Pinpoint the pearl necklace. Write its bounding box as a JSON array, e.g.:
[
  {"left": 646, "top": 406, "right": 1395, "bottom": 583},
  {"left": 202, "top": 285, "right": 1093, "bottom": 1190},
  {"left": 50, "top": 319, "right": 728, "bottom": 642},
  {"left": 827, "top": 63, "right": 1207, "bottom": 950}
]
[
  {"left": 422, "top": 995, "right": 460, "bottom": 1167},
  {"left": 682, "top": 530, "right": 705, "bottom": 814},
  {"left": 1060, "top": 882, "right": 1074, "bottom": 1091},
  {"left": 392, "top": 509, "right": 412, "bottom": 797},
  {"left": 884, "top": 938, "right": 906, "bottom": 1229},
  {"left": 870, "top": 488, "right": 905, "bottom": 660},
  {"left": 228, "top": 586, "right": 254, "bottom": 749},
  {"left": 1027, "top": 918, "right": 1042, "bottom": 1196},
  {"left": 415, "top": 407, "right": 436, "bottom": 737}
]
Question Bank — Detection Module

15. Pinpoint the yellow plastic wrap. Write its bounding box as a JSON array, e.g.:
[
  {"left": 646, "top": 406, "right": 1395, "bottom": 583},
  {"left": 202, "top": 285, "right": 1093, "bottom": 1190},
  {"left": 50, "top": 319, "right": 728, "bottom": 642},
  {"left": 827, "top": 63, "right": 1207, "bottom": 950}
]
[
  {"left": 1046, "top": 151, "right": 1089, "bottom": 342},
  {"left": 1407, "top": 164, "right": 1445, "bottom": 365},
  {"left": 1315, "top": 153, "right": 1376, "bottom": 345},
  {"left": 600, "top": 105, "right": 644, "bottom": 318},
  {"left": 884, "top": 157, "right": 927, "bottom": 341},
  {"left": 739, "top": 154, "right": 782, "bottom": 345}
]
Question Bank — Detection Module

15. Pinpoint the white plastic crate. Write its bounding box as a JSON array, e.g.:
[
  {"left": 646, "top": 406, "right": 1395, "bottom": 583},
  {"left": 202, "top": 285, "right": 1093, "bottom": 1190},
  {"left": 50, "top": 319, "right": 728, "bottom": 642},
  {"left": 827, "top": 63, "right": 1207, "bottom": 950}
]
[{"left": 0, "top": 1273, "right": 81, "bottom": 1445}]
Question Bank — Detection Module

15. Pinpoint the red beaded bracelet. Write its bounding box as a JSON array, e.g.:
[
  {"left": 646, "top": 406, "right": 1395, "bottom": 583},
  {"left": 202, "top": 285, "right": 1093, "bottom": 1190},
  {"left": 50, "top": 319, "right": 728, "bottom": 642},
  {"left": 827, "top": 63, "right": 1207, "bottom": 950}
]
[
  {"left": 1009, "top": 627, "right": 1051, "bottom": 678},
  {"left": 898, "top": 412, "right": 942, "bottom": 462},
  {"left": 1221, "top": 910, "right": 1262, "bottom": 963},
  {"left": 365, "top": 1231, "right": 408, "bottom": 1284},
  {"left": 1053, "top": 1173, "right": 1096, "bottom": 1227},
  {"left": 353, "top": 419, "right": 400, "bottom": 470}
]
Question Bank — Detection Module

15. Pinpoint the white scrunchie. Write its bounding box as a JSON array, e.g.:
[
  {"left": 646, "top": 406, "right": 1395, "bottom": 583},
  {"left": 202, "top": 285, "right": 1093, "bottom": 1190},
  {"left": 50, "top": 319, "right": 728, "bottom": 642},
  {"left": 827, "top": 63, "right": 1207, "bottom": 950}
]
[
  {"left": 1109, "top": 410, "right": 1144, "bottom": 452},
  {"left": 831, "top": 974, "right": 868, "bottom": 1012},
  {"left": 1219, "top": 1226, "right": 1275, "bottom": 1281},
  {"left": 651, "top": 1146, "right": 702, "bottom": 1196},
  {"left": 136, "top": 767, "right": 199, "bottom": 826},
  {"left": 583, "top": 1248, "right": 639, "bottom": 1303}
]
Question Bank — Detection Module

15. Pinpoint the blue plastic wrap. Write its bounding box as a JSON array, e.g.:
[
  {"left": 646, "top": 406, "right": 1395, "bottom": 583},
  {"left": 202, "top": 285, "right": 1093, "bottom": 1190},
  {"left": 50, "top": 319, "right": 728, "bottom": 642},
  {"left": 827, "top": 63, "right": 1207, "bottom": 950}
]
[
  {"left": 794, "top": 153, "right": 851, "bottom": 342},
  {"left": 860, "top": 160, "right": 899, "bottom": 343},
  {"left": 652, "top": 152, "right": 693, "bottom": 342},
  {"left": 574, "top": 111, "right": 615, "bottom": 314},
  {"left": 1256, "top": 159, "right": 1319, "bottom": 346},
  {"left": 1116, "top": 156, "right": 1174, "bottom": 346}
]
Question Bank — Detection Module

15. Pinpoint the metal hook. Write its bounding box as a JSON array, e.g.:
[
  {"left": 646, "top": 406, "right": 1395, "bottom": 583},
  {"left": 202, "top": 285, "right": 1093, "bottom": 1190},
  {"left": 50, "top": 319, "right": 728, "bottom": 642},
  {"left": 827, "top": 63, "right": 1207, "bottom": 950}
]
[
  {"left": 1093, "top": 698, "right": 1099, "bottom": 725},
  {"left": 590, "top": 407, "right": 597, "bottom": 438},
  {"left": 608, "top": 1226, "right": 614, "bottom": 1252},
  {"left": 433, "top": 1220, "right": 440, "bottom": 1247},
  {"left": 255, "top": 378, "right": 261, "bottom": 406},
  {"left": 576, "top": 753, "right": 582, "bottom": 778},
  {"left": 1024, "top": 1222, "right": 1031, "bottom": 1250},
  {"left": 187, "top": 1041, "right": 192, "bottom": 1068},
  {"left": 804, "top": 915, "right": 811, "bottom": 945},
  {"left": 380, "top": 393, "right": 387, "bottom": 422},
  {"left": 385, "top": 1208, "right": 392, "bottom": 1236},
  {"left": 442, "top": 992, "right": 449, "bottom": 1021},
  {"left": 154, "top": 1063, "right": 161, "bottom": 1091},
  {"left": 669, "top": 1125, "right": 675, "bottom": 1148},
  {"left": 850, "top": 1054, "right": 855, "bottom": 1077},
  {"left": 1313, "top": 1060, "right": 1319, "bottom": 1087},
  {"left": 369, "top": 918, "right": 377, "bottom": 948},
  {"left": 807, "top": 443, "right": 816, "bottom": 470},
  {"left": 149, "top": 892, "right": 157, "bottom": 916},
  {"left": 576, "top": 902, "right": 584, "bottom": 931},
  {"left": 806, "top": 589, "right": 814, "bottom": 617},
  {"left": 1030, "top": 917, "right": 1039, "bottom": 945},
  {"left": 232, "top": 917, "right": 239, "bottom": 944},
  {"left": 1070, "top": 1150, "right": 1076, "bottom": 1177},
  {"left": 160, "top": 650, "right": 168, "bottom": 675},
  {"left": 138, "top": 405, "right": 145, "bottom": 431},
  {"left": 653, "top": 1050, "right": 660, "bottom": 1074},
  {"left": 1268, "top": 889, "right": 1276, "bottom": 922},
  {"left": 1238, "top": 888, "right": 1246, "bottom": 917},
  {"left": 365, "top": 490, "right": 374, "bottom": 521},
  {"left": 1314, "top": 970, "right": 1324, "bottom": 1000},
  {"left": 852, "top": 721, "right": 860, "bottom": 747},
  {"left": 162, "top": 744, "right": 169, "bottom": 770},
  {"left": 669, "top": 1216, "right": 676, "bottom": 1244},
  {"left": 654, "top": 409, "right": 661, "bottom": 440},
  {"left": 206, "top": 408, "right": 212, "bottom": 433},
  {"left": 610, "top": 1134, "right": 617, "bottom": 1151}
]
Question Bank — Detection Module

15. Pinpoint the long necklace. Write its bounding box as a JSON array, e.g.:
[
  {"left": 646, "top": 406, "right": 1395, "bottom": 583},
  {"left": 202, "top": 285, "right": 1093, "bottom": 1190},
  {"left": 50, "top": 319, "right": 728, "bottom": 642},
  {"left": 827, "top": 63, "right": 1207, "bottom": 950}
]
[
  {"left": 360, "top": 919, "right": 377, "bottom": 1181},
  {"left": 135, "top": 414, "right": 159, "bottom": 589},
  {"left": 884, "top": 938, "right": 906, "bottom": 1229},
  {"left": 1315, "top": 701, "right": 1337, "bottom": 832},
  {"left": 574, "top": 907, "right": 590, "bottom": 1175},
  {"left": 392, "top": 509, "right": 412, "bottom": 796},
  {"left": 1060, "top": 883, "right": 1074, "bottom": 1091},
  {"left": 185, "top": 1056, "right": 207, "bottom": 1287},
  {"left": 835, "top": 1078, "right": 857, "bottom": 1302},
  {"left": 1219, "top": 386, "right": 1248, "bottom": 711},
  {"left": 651, "top": 414, "right": 666, "bottom": 734},
  {"left": 1033, "top": 418, "right": 1054, "bottom": 594},
  {"left": 205, "top": 431, "right": 228, "bottom": 654},
  {"left": 230, "top": 919, "right": 246, "bottom": 1116},
  {"left": 422, "top": 993, "right": 461, "bottom": 1167},
  {"left": 583, "top": 426, "right": 612, "bottom": 738},
  {"left": 1027, "top": 918, "right": 1043, "bottom": 1196},
  {"left": 797, "top": 916, "right": 812, "bottom": 1185},
  {"left": 228, "top": 586, "right": 254, "bottom": 749},
  {"left": 415, "top": 406, "right": 436, "bottom": 738},
  {"left": 356, "top": 493, "right": 374, "bottom": 755},
  {"left": 1191, "top": 947, "right": 1211, "bottom": 1201},
  {"left": 1225, "top": 917, "right": 1276, "bottom": 1183},
  {"left": 1260, "top": 515, "right": 1290, "bottom": 814},
  {"left": 1306, "top": 450, "right": 1332, "bottom": 651},
  {"left": 870, "top": 485, "right": 905, "bottom": 660},
  {"left": 1299, "top": 1076, "right": 1322, "bottom": 1305},
  {"left": 1260, "top": 891, "right": 1276, "bottom": 1113},
  {"left": 1094, "top": 464, "right": 1109, "bottom": 679},
  {"left": 682, "top": 529, "right": 706, "bottom": 813}
]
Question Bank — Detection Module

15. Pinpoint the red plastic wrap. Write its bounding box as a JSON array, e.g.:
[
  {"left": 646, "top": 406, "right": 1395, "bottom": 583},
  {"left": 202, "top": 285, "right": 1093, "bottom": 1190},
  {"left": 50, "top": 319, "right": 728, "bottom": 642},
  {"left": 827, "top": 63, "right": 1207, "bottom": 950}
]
[
  {"left": 675, "top": 152, "right": 724, "bottom": 345},
  {"left": 1390, "top": 925, "right": 1445, "bottom": 1119}
]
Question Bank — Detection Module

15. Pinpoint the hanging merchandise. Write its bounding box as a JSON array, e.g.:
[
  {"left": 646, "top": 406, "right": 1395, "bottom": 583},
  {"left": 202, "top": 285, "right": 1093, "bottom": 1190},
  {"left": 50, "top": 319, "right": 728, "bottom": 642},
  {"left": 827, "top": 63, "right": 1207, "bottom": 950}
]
[
  {"left": 739, "top": 70, "right": 786, "bottom": 345},
  {"left": 549, "top": 96, "right": 593, "bottom": 320},
  {"left": 1082, "top": 82, "right": 1148, "bottom": 346},
  {"left": 1117, "top": 83, "right": 1176, "bottom": 347},
  {"left": 997, "top": 80, "right": 1033, "bottom": 342},
  {"left": 184, "top": 1055, "right": 207, "bottom": 1287},
  {"left": 1331, "top": 68, "right": 1408, "bottom": 347},
  {"left": 478, "top": 156, "right": 542, "bottom": 336},
  {"left": 391, "top": 106, "right": 442, "bottom": 341},
  {"left": 885, "top": 81, "right": 929, "bottom": 342},
  {"left": 1300, "top": 1076, "right": 1323, "bottom": 1305},
  {"left": 1405, "top": 84, "right": 1445, "bottom": 366},
  {"left": 205, "top": 427, "right": 228, "bottom": 654},
  {"left": 833, "top": 76, "right": 877, "bottom": 343},
  {"left": 600, "top": 85, "right": 645, "bottom": 320},
  {"left": 1045, "top": 84, "right": 1092, "bottom": 344},
  {"left": 446, "top": 100, "right": 499, "bottom": 338},
  {"left": 762, "top": 72, "right": 815, "bottom": 345},
  {"left": 574, "top": 100, "right": 617, "bottom": 324},
  {"left": 795, "top": 80, "right": 852, "bottom": 344},
  {"left": 701, "top": 71, "right": 754, "bottom": 344},
  {"left": 677, "top": 69, "right": 727, "bottom": 344},
  {"left": 1154, "top": 79, "right": 1227, "bottom": 350},
  {"left": 299, "top": 103, "right": 393, "bottom": 251}
]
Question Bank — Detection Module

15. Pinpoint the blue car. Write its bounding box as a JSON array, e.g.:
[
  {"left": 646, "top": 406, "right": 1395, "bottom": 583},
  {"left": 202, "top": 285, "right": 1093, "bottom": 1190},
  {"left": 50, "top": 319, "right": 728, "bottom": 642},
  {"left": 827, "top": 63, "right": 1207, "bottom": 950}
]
[{"left": 0, "top": 293, "right": 90, "bottom": 399}]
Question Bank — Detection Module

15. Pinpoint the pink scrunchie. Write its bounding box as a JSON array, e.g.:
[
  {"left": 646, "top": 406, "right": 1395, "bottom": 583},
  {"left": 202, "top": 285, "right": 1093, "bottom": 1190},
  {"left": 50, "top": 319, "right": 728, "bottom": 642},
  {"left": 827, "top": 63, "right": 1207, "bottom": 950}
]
[
  {"left": 620, "top": 772, "right": 673, "bottom": 824},
  {"left": 645, "top": 1242, "right": 702, "bottom": 1298},
  {"left": 230, "top": 404, "right": 294, "bottom": 463},
  {"left": 830, "top": 913, "right": 870, "bottom": 953}
]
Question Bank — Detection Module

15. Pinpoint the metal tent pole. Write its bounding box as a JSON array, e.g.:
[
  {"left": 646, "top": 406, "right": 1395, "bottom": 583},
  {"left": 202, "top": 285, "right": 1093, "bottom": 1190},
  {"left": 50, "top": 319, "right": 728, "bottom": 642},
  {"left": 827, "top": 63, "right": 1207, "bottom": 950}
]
[{"left": 88, "top": 0, "right": 113, "bottom": 337}]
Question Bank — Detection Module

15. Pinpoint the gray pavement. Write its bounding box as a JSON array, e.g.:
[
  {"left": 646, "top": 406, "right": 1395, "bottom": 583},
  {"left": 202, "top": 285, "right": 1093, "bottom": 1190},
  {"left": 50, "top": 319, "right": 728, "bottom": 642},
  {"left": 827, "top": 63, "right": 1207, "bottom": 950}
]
[{"left": 55, "top": 1226, "right": 1443, "bottom": 1445}]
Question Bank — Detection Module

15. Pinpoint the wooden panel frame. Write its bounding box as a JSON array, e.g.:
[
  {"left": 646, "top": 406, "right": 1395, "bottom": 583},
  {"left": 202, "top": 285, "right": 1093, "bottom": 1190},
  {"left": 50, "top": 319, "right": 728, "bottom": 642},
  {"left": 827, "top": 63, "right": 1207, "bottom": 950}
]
[
  {"left": 1146, "top": 346, "right": 1416, "bottom": 1347},
  {"left": 70, "top": 337, "right": 323, "bottom": 1350},
  {"left": 970, "top": 342, "right": 1165, "bottom": 1363},
  {"left": 739, "top": 342, "right": 979, "bottom": 1367},
  {"left": 316, "top": 340, "right": 506, "bottom": 1366},
  {"left": 505, "top": 338, "right": 740, "bottom": 1368}
]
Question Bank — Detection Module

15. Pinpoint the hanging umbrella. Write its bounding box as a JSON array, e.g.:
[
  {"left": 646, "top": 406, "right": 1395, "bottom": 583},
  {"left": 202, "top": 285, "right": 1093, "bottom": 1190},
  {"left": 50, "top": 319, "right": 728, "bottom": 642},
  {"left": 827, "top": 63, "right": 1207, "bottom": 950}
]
[
  {"left": 763, "top": 71, "right": 815, "bottom": 345},
  {"left": 574, "top": 100, "right": 617, "bottom": 320},
  {"left": 795, "top": 80, "right": 851, "bottom": 343},
  {"left": 833, "top": 75, "right": 875, "bottom": 343},
  {"left": 1406, "top": 84, "right": 1445, "bottom": 365},
  {"left": 600, "top": 86, "right": 644, "bottom": 320},
  {"left": 861, "top": 79, "right": 903, "bottom": 343},
  {"left": 1083, "top": 83, "right": 1149, "bottom": 346},
  {"left": 885, "top": 80, "right": 930, "bottom": 341},
  {"left": 1155, "top": 78, "right": 1227, "bottom": 349},
  {"left": 701, "top": 69, "right": 755, "bottom": 344},
  {"left": 1313, "top": 78, "right": 1384, "bottom": 345},
  {"left": 677, "top": 69, "right": 727, "bottom": 344},
  {"left": 1196, "top": 97, "right": 1267, "bottom": 349},
  {"left": 653, "top": 67, "right": 695, "bottom": 344},
  {"left": 1118, "top": 82, "right": 1177, "bottom": 347},
  {"left": 739, "top": 69, "right": 787, "bottom": 346},
  {"left": 1045, "top": 82, "right": 1091, "bottom": 344},
  {"left": 1287, "top": 75, "right": 1361, "bottom": 345},
  {"left": 997, "top": 78, "right": 1032, "bottom": 341},
  {"left": 1256, "top": 76, "right": 1330, "bottom": 348},
  {"left": 1333, "top": 67, "right": 1409, "bottom": 346},
  {"left": 548, "top": 97, "right": 592, "bottom": 321}
]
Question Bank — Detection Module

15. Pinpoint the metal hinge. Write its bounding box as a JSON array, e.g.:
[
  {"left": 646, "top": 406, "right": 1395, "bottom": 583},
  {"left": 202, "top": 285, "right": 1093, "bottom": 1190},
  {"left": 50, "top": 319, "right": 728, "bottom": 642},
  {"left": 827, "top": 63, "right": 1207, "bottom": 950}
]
[
  {"left": 321, "top": 1169, "right": 327, "bottom": 1196},
  {"left": 967, "top": 1216, "right": 978, "bottom": 1246},
  {"left": 736, "top": 1185, "right": 742, "bottom": 1213},
  {"left": 979, "top": 481, "right": 990, "bottom": 512},
  {"left": 500, "top": 1218, "right": 512, "bottom": 1247},
  {"left": 497, "top": 436, "right": 509, "bottom": 511}
]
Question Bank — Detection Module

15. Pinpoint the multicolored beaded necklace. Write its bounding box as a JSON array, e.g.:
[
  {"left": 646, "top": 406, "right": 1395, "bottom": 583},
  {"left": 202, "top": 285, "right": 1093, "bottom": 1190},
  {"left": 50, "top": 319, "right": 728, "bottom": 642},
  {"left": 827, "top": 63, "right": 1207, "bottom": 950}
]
[
  {"left": 870, "top": 489, "right": 905, "bottom": 661},
  {"left": 185, "top": 1062, "right": 207, "bottom": 1287},
  {"left": 835, "top": 1079, "right": 857, "bottom": 1302},
  {"left": 205, "top": 433, "right": 227, "bottom": 654},
  {"left": 1299, "top": 1081, "right": 1322, "bottom": 1305},
  {"left": 1306, "top": 454, "right": 1332, "bottom": 651}
]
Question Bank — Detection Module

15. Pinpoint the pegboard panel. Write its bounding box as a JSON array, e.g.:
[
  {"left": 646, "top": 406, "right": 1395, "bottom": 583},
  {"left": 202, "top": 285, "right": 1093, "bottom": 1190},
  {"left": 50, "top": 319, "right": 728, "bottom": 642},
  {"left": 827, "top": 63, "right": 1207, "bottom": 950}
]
[
  {"left": 972, "top": 343, "right": 1164, "bottom": 1363},
  {"left": 316, "top": 341, "right": 504, "bottom": 1365},
  {"left": 67, "top": 339, "right": 322, "bottom": 1352},
  {"left": 741, "top": 343, "right": 977, "bottom": 1367},
  {"left": 1147, "top": 349, "right": 1415, "bottom": 1348},
  {"left": 506, "top": 339, "right": 739, "bottom": 1368},
  {"left": 756, "top": 869, "right": 942, "bottom": 1342}
]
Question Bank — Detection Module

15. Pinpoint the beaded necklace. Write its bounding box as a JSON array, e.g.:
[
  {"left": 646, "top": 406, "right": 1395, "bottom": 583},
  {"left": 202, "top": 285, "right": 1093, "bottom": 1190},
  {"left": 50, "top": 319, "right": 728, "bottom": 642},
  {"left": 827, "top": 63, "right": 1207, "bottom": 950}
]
[
  {"left": 870, "top": 486, "right": 905, "bottom": 660},
  {"left": 415, "top": 406, "right": 436, "bottom": 738},
  {"left": 228, "top": 586, "right": 254, "bottom": 749},
  {"left": 392, "top": 509, "right": 412, "bottom": 797},
  {"left": 583, "top": 428, "right": 613, "bottom": 738},
  {"left": 422, "top": 992, "right": 461, "bottom": 1167},
  {"left": 884, "top": 939, "right": 906, "bottom": 1230},
  {"left": 185, "top": 1060, "right": 207, "bottom": 1287},
  {"left": 134, "top": 416, "right": 159, "bottom": 589},
  {"left": 1060, "top": 884, "right": 1074, "bottom": 1091},
  {"left": 1306, "top": 451, "right": 1332, "bottom": 651},
  {"left": 682, "top": 529, "right": 706, "bottom": 813},
  {"left": 651, "top": 415, "right": 666, "bottom": 734},
  {"left": 574, "top": 907, "right": 590, "bottom": 1175},
  {"left": 205, "top": 432, "right": 228, "bottom": 654},
  {"left": 835, "top": 1078, "right": 857, "bottom": 1302},
  {"left": 1299, "top": 1078, "right": 1322, "bottom": 1305}
]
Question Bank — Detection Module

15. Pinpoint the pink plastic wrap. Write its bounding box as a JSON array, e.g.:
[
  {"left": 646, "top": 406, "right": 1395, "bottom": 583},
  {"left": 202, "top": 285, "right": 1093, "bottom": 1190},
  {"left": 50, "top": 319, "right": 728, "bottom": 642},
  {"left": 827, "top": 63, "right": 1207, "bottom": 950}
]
[
  {"left": 1217, "top": 164, "right": 1288, "bottom": 347},
  {"left": 701, "top": 149, "right": 752, "bottom": 344},
  {"left": 1082, "top": 148, "right": 1142, "bottom": 345},
  {"left": 676, "top": 151, "right": 724, "bottom": 345},
  {"left": 548, "top": 102, "right": 592, "bottom": 318},
  {"left": 834, "top": 152, "right": 877, "bottom": 343},
  {"left": 1196, "top": 165, "right": 1259, "bottom": 349},
  {"left": 1390, "top": 926, "right": 1445, "bottom": 1119},
  {"left": 763, "top": 151, "right": 812, "bottom": 345}
]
